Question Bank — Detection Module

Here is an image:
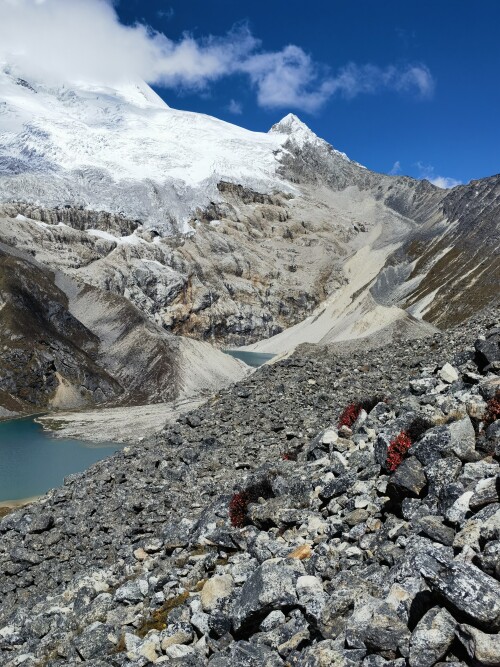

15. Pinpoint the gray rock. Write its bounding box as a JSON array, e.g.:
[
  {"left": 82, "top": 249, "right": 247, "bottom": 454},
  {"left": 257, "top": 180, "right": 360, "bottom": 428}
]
[
  {"left": 212, "top": 640, "right": 285, "bottom": 666},
  {"left": 201, "top": 575, "right": 234, "bottom": 612},
  {"left": 411, "top": 426, "right": 452, "bottom": 465},
  {"left": 389, "top": 457, "right": 427, "bottom": 497},
  {"left": 439, "top": 363, "right": 459, "bottom": 384},
  {"left": 408, "top": 607, "right": 456, "bottom": 667},
  {"left": 114, "top": 578, "right": 148, "bottom": 603},
  {"left": 74, "top": 622, "right": 116, "bottom": 660},
  {"left": 455, "top": 623, "right": 500, "bottom": 666},
  {"left": 421, "top": 556, "right": 500, "bottom": 630},
  {"left": 415, "top": 516, "right": 455, "bottom": 546},
  {"left": 346, "top": 597, "right": 411, "bottom": 657},
  {"left": 233, "top": 558, "right": 304, "bottom": 630},
  {"left": 448, "top": 416, "right": 479, "bottom": 462}
]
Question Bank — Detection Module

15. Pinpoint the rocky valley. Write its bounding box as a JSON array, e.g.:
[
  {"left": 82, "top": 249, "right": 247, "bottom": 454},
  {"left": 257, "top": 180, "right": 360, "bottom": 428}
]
[
  {"left": 0, "top": 303, "right": 499, "bottom": 665},
  {"left": 0, "top": 56, "right": 500, "bottom": 667},
  {"left": 0, "top": 70, "right": 499, "bottom": 415}
]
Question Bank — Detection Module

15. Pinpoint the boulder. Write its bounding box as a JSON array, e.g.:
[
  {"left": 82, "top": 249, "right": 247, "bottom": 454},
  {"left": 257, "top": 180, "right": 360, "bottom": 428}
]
[
  {"left": 201, "top": 575, "right": 234, "bottom": 612},
  {"left": 455, "top": 624, "right": 500, "bottom": 666},
  {"left": 408, "top": 607, "right": 456, "bottom": 667},
  {"left": 233, "top": 558, "right": 304, "bottom": 631},
  {"left": 439, "top": 363, "right": 459, "bottom": 384},
  {"left": 421, "top": 556, "right": 500, "bottom": 630}
]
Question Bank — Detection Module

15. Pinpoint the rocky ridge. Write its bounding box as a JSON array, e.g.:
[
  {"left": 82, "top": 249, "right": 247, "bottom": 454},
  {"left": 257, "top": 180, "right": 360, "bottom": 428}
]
[
  {"left": 0, "top": 303, "right": 499, "bottom": 665},
  {"left": 0, "top": 239, "right": 247, "bottom": 416}
]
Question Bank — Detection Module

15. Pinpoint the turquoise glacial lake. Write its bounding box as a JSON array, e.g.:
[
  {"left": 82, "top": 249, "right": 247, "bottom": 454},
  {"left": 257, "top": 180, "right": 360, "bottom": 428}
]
[
  {"left": 224, "top": 350, "right": 275, "bottom": 368},
  {"left": 0, "top": 418, "right": 122, "bottom": 503}
]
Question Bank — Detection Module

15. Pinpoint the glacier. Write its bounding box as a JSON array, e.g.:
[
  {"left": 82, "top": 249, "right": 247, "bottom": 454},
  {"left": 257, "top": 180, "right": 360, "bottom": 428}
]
[{"left": 0, "top": 67, "right": 345, "bottom": 233}]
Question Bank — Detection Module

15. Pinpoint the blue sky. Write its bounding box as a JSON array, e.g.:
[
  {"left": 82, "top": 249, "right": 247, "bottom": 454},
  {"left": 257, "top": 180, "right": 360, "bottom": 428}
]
[
  {"left": 2, "top": 1, "right": 497, "bottom": 186},
  {"left": 112, "top": 0, "right": 499, "bottom": 187}
]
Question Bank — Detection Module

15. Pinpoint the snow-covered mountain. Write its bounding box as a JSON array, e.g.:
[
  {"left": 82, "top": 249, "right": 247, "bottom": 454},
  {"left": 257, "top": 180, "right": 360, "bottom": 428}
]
[
  {"left": 0, "top": 67, "right": 354, "bottom": 232},
  {"left": 1, "top": 67, "right": 499, "bottom": 417}
]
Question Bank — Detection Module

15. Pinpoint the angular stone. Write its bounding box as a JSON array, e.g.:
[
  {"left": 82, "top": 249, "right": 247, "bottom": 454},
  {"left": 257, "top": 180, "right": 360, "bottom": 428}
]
[
  {"left": 469, "top": 476, "right": 500, "bottom": 510},
  {"left": 74, "top": 622, "right": 115, "bottom": 660},
  {"left": 201, "top": 574, "right": 234, "bottom": 612},
  {"left": 421, "top": 556, "right": 500, "bottom": 630},
  {"left": 319, "top": 473, "right": 356, "bottom": 501},
  {"left": 415, "top": 516, "right": 455, "bottom": 546},
  {"left": 456, "top": 623, "right": 500, "bottom": 665},
  {"left": 233, "top": 558, "right": 304, "bottom": 630},
  {"left": 260, "top": 610, "right": 286, "bottom": 632},
  {"left": 439, "top": 363, "right": 459, "bottom": 384},
  {"left": 296, "top": 575, "right": 326, "bottom": 623},
  {"left": 294, "top": 639, "right": 347, "bottom": 666},
  {"left": 160, "top": 622, "right": 193, "bottom": 650},
  {"left": 25, "top": 513, "right": 54, "bottom": 534},
  {"left": 448, "top": 416, "right": 479, "bottom": 462},
  {"left": 389, "top": 457, "right": 427, "bottom": 497},
  {"left": 410, "top": 378, "right": 438, "bottom": 395},
  {"left": 346, "top": 597, "right": 410, "bottom": 657},
  {"left": 409, "top": 607, "right": 456, "bottom": 667},
  {"left": 217, "top": 640, "right": 285, "bottom": 666},
  {"left": 114, "top": 578, "right": 148, "bottom": 603},
  {"left": 322, "top": 429, "right": 338, "bottom": 445},
  {"left": 411, "top": 427, "right": 452, "bottom": 465},
  {"left": 444, "top": 491, "right": 473, "bottom": 524},
  {"left": 475, "top": 332, "right": 500, "bottom": 368}
]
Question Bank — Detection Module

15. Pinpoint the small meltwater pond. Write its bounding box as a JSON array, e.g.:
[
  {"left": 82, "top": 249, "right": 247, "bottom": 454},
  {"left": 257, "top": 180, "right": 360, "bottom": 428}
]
[
  {"left": 0, "top": 417, "right": 122, "bottom": 503},
  {"left": 224, "top": 350, "right": 275, "bottom": 368}
]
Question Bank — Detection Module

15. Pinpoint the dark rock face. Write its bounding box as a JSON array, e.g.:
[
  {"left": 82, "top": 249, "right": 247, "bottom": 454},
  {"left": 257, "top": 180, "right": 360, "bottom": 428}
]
[
  {"left": 0, "top": 245, "right": 121, "bottom": 409},
  {"left": 0, "top": 303, "right": 499, "bottom": 665}
]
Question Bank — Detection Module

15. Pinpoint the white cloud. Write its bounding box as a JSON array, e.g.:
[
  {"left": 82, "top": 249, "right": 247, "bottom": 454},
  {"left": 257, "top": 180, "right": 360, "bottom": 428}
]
[
  {"left": 389, "top": 160, "right": 402, "bottom": 175},
  {"left": 328, "top": 63, "right": 435, "bottom": 100},
  {"left": 0, "top": 0, "right": 436, "bottom": 112},
  {"left": 416, "top": 162, "right": 461, "bottom": 189},
  {"left": 241, "top": 45, "right": 336, "bottom": 113},
  {"left": 228, "top": 99, "right": 242, "bottom": 114},
  {"left": 429, "top": 175, "right": 462, "bottom": 189}
]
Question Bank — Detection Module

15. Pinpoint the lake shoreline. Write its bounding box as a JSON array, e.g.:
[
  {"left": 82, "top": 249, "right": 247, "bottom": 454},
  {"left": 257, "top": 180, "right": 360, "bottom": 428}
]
[{"left": 0, "top": 495, "right": 41, "bottom": 518}]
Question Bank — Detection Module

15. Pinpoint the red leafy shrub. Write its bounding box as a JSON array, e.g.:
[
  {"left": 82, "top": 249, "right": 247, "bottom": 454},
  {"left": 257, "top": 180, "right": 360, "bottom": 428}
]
[
  {"left": 229, "top": 491, "right": 250, "bottom": 528},
  {"left": 485, "top": 392, "right": 500, "bottom": 426},
  {"left": 338, "top": 403, "right": 362, "bottom": 429},
  {"left": 386, "top": 431, "right": 412, "bottom": 472},
  {"left": 229, "top": 479, "right": 274, "bottom": 528},
  {"left": 338, "top": 396, "right": 386, "bottom": 429}
]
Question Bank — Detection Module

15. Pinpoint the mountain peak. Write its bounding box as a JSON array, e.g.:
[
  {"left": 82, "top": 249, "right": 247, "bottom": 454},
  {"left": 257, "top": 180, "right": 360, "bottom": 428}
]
[
  {"left": 269, "top": 113, "right": 321, "bottom": 147},
  {"left": 269, "top": 113, "right": 352, "bottom": 164}
]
